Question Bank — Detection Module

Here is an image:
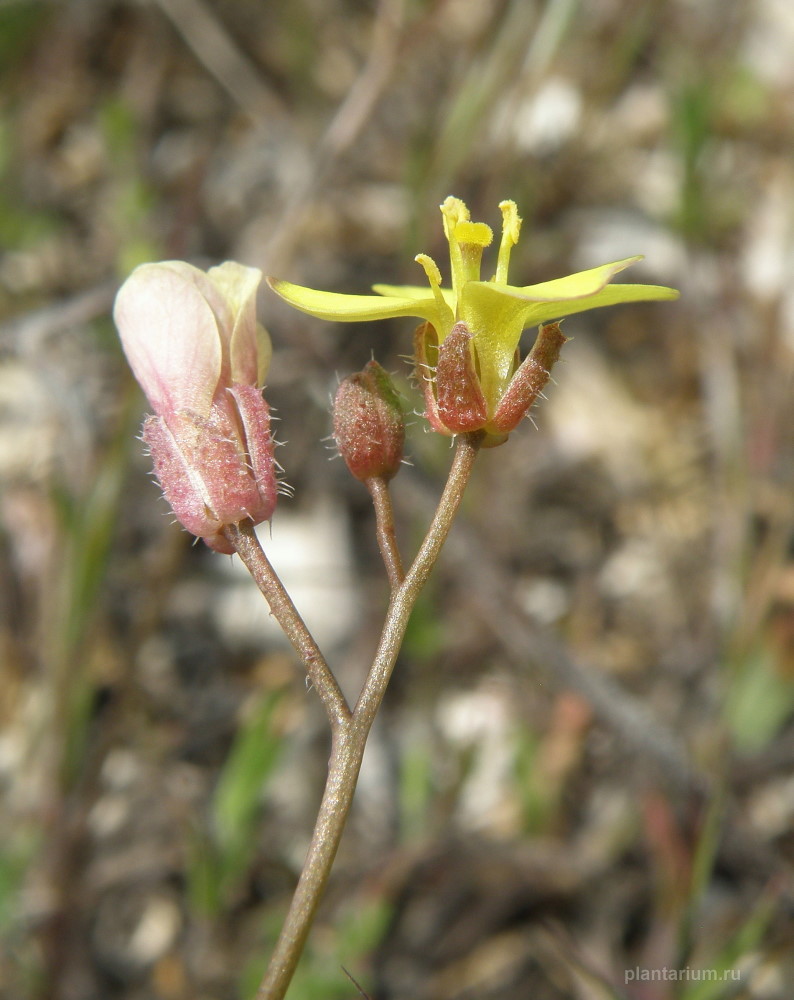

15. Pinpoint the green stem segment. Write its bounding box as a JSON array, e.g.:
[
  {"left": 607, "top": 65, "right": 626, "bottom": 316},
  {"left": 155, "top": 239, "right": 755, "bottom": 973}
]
[{"left": 233, "top": 433, "right": 481, "bottom": 1000}]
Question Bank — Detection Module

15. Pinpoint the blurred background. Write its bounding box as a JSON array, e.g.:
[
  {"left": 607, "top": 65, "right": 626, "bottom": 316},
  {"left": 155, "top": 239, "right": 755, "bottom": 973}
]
[{"left": 1, "top": 0, "right": 794, "bottom": 997}]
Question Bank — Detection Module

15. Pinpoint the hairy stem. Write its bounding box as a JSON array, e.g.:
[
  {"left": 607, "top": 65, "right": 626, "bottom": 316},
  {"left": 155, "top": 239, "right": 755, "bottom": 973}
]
[
  {"left": 366, "top": 476, "right": 405, "bottom": 589},
  {"left": 255, "top": 433, "right": 481, "bottom": 1000},
  {"left": 354, "top": 434, "right": 481, "bottom": 726},
  {"left": 224, "top": 521, "right": 351, "bottom": 728}
]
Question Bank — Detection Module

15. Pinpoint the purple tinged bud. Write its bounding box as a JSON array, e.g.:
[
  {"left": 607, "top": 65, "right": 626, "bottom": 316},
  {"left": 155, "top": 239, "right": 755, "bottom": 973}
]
[{"left": 333, "top": 361, "right": 405, "bottom": 482}]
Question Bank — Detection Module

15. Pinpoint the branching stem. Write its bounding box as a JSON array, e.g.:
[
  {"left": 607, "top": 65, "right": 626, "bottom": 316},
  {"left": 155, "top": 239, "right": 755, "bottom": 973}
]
[
  {"left": 223, "top": 521, "right": 351, "bottom": 728},
  {"left": 238, "top": 432, "right": 481, "bottom": 1000}
]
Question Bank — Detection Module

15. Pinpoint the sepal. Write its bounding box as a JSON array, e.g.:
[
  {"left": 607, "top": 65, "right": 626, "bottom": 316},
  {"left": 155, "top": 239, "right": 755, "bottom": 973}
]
[
  {"left": 488, "top": 322, "right": 567, "bottom": 435},
  {"left": 435, "top": 322, "right": 488, "bottom": 434}
]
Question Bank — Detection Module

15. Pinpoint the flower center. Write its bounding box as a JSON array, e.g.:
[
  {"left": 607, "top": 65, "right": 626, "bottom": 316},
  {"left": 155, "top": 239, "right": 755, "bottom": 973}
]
[{"left": 413, "top": 197, "right": 524, "bottom": 347}]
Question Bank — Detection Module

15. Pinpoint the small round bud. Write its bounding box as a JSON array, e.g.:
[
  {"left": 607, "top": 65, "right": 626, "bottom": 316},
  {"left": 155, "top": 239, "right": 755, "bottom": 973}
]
[{"left": 333, "top": 361, "right": 405, "bottom": 482}]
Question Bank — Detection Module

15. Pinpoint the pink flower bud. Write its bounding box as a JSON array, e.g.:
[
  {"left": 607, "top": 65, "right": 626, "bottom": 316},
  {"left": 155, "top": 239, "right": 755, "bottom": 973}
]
[
  {"left": 333, "top": 361, "right": 405, "bottom": 482},
  {"left": 114, "top": 261, "right": 277, "bottom": 553}
]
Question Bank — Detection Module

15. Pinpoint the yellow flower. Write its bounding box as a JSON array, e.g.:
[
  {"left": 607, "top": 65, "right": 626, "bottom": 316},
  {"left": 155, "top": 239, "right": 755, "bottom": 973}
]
[{"left": 268, "top": 197, "right": 678, "bottom": 444}]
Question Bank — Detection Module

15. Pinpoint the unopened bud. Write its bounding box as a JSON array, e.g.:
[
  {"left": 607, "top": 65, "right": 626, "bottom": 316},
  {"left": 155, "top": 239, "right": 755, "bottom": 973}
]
[{"left": 333, "top": 361, "right": 405, "bottom": 482}]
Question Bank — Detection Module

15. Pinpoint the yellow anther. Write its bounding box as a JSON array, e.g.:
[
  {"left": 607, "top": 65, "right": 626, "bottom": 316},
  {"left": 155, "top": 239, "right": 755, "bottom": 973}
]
[
  {"left": 415, "top": 253, "right": 442, "bottom": 288},
  {"left": 440, "top": 196, "right": 471, "bottom": 242}
]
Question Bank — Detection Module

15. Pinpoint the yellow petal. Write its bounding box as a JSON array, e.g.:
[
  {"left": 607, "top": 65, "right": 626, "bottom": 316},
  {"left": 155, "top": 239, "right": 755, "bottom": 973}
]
[
  {"left": 523, "top": 282, "right": 680, "bottom": 325},
  {"left": 373, "top": 283, "right": 456, "bottom": 309},
  {"left": 456, "top": 286, "right": 531, "bottom": 408},
  {"left": 459, "top": 263, "right": 679, "bottom": 408},
  {"left": 267, "top": 277, "right": 440, "bottom": 325},
  {"left": 514, "top": 256, "right": 643, "bottom": 300}
]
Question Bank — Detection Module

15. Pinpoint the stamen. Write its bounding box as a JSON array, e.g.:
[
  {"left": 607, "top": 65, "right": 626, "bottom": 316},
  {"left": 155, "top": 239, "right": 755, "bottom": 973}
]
[
  {"left": 415, "top": 254, "right": 454, "bottom": 331},
  {"left": 440, "top": 196, "right": 470, "bottom": 242},
  {"left": 496, "top": 200, "right": 521, "bottom": 283},
  {"left": 440, "top": 196, "right": 471, "bottom": 301},
  {"left": 415, "top": 252, "right": 442, "bottom": 287}
]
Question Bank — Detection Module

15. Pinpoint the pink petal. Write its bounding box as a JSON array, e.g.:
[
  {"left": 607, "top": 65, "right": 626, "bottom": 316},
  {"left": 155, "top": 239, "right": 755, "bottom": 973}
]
[
  {"left": 114, "top": 262, "right": 223, "bottom": 419},
  {"left": 207, "top": 263, "right": 268, "bottom": 386}
]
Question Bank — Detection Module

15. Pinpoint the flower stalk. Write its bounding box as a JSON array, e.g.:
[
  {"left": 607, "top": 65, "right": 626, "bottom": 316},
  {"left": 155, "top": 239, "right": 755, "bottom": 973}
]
[
  {"left": 222, "top": 521, "right": 350, "bottom": 729},
  {"left": 247, "top": 433, "right": 482, "bottom": 1000},
  {"left": 366, "top": 476, "right": 405, "bottom": 590}
]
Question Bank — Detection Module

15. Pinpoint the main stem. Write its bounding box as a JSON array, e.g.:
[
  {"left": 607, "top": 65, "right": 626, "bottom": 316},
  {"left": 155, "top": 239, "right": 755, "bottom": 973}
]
[{"left": 254, "top": 433, "right": 481, "bottom": 1000}]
